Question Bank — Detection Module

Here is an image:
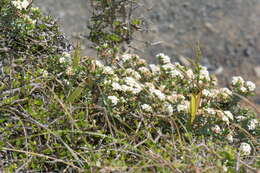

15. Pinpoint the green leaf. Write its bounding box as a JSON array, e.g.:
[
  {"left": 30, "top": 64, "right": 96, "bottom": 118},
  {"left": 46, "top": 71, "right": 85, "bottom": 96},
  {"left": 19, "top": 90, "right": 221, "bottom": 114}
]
[
  {"left": 72, "top": 42, "right": 81, "bottom": 69},
  {"left": 189, "top": 92, "right": 201, "bottom": 124},
  {"left": 67, "top": 84, "right": 84, "bottom": 103}
]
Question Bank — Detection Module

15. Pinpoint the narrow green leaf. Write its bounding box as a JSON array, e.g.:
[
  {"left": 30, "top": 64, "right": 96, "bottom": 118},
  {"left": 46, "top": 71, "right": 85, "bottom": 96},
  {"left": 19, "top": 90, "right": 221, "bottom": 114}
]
[
  {"left": 189, "top": 92, "right": 202, "bottom": 124},
  {"left": 72, "top": 42, "right": 81, "bottom": 69},
  {"left": 190, "top": 94, "right": 197, "bottom": 124},
  {"left": 67, "top": 85, "right": 84, "bottom": 103}
]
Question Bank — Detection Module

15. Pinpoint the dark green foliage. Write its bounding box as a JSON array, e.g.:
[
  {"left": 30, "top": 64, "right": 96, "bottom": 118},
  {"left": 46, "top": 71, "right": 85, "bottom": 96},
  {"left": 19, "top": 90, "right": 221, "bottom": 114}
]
[{"left": 88, "top": 0, "right": 142, "bottom": 58}]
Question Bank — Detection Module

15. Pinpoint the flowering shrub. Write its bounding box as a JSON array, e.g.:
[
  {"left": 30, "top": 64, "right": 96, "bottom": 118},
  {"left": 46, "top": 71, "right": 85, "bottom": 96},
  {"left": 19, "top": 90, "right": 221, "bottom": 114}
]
[
  {"left": 88, "top": 53, "right": 259, "bottom": 145},
  {"left": 0, "top": 0, "right": 259, "bottom": 172}
]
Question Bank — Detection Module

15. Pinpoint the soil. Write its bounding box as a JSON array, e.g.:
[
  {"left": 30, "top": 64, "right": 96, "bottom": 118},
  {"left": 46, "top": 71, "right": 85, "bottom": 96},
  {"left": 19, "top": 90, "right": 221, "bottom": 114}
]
[{"left": 34, "top": 0, "right": 260, "bottom": 105}]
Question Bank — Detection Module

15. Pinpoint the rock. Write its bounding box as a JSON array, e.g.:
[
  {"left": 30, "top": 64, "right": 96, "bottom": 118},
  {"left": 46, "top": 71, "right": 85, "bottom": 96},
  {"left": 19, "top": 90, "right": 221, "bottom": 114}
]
[{"left": 254, "top": 66, "right": 260, "bottom": 78}]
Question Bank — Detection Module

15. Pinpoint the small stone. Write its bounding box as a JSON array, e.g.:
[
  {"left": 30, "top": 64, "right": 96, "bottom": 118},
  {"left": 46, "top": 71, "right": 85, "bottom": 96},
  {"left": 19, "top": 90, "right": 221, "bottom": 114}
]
[
  {"left": 254, "top": 66, "right": 260, "bottom": 77},
  {"left": 243, "top": 47, "right": 252, "bottom": 57}
]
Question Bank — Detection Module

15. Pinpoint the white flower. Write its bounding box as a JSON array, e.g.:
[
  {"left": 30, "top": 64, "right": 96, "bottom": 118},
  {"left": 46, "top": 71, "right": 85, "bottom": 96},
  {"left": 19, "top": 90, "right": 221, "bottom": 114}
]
[
  {"left": 211, "top": 125, "right": 221, "bottom": 134},
  {"left": 204, "top": 108, "right": 216, "bottom": 115},
  {"left": 107, "top": 96, "right": 119, "bottom": 105},
  {"left": 58, "top": 52, "right": 71, "bottom": 64},
  {"left": 62, "top": 52, "right": 71, "bottom": 58},
  {"left": 121, "top": 85, "right": 131, "bottom": 92},
  {"left": 226, "top": 134, "right": 233, "bottom": 143},
  {"left": 224, "top": 111, "right": 234, "bottom": 121},
  {"left": 149, "top": 88, "right": 166, "bottom": 101},
  {"left": 164, "top": 103, "right": 173, "bottom": 114},
  {"left": 223, "top": 165, "right": 228, "bottom": 172},
  {"left": 125, "top": 68, "right": 141, "bottom": 80},
  {"left": 21, "top": 0, "right": 29, "bottom": 9},
  {"left": 186, "top": 69, "right": 194, "bottom": 79},
  {"left": 240, "top": 87, "right": 247, "bottom": 93},
  {"left": 138, "top": 67, "right": 150, "bottom": 75},
  {"left": 222, "top": 115, "right": 230, "bottom": 124},
  {"left": 231, "top": 76, "right": 244, "bottom": 86},
  {"left": 111, "top": 82, "right": 122, "bottom": 91},
  {"left": 239, "top": 143, "right": 251, "bottom": 155},
  {"left": 245, "top": 81, "right": 256, "bottom": 92},
  {"left": 236, "top": 116, "right": 246, "bottom": 122},
  {"left": 162, "top": 63, "right": 175, "bottom": 71},
  {"left": 66, "top": 66, "right": 73, "bottom": 76},
  {"left": 156, "top": 53, "right": 171, "bottom": 64},
  {"left": 59, "top": 57, "right": 66, "bottom": 63},
  {"left": 63, "top": 79, "right": 70, "bottom": 86},
  {"left": 24, "top": 15, "right": 36, "bottom": 25},
  {"left": 177, "top": 103, "right": 188, "bottom": 112},
  {"left": 248, "top": 119, "right": 258, "bottom": 130},
  {"left": 166, "top": 94, "right": 178, "bottom": 103},
  {"left": 95, "top": 60, "right": 104, "bottom": 68},
  {"left": 199, "top": 66, "right": 210, "bottom": 81},
  {"left": 136, "top": 58, "right": 146, "bottom": 66},
  {"left": 149, "top": 64, "right": 160, "bottom": 75},
  {"left": 121, "top": 54, "right": 133, "bottom": 63},
  {"left": 12, "top": 0, "right": 29, "bottom": 10},
  {"left": 42, "top": 70, "right": 48, "bottom": 78},
  {"left": 217, "top": 110, "right": 229, "bottom": 124},
  {"left": 103, "top": 66, "right": 114, "bottom": 74},
  {"left": 31, "top": 7, "right": 39, "bottom": 12},
  {"left": 169, "top": 69, "right": 183, "bottom": 78},
  {"left": 202, "top": 89, "right": 211, "bottom": 97},
  {"left": 124, "top": 77, "right": 140, "bottom": 88},
  {"left": 219, "top": 88, "right": 232, "bottom": 99},
  {"left": 141, "top": 104, "right": 152, "bottom": 112},
  {"left": 123, "top": 77, "right": 143, "bottom": 94}
]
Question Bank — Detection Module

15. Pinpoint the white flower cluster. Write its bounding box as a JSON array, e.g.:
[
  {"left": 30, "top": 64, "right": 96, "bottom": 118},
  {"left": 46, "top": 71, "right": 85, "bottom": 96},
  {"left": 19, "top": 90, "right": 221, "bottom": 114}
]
[
  {"left": 149, "top": 88, "right": 166, "bottom": 101},
  {"left": 204, "top": 108, "right": 216, "bottom": 115},
  {"left": 124, "top": 77, "right": 143, "bottom": 94},
  {"left": 219, "top": 88, "right": 232, "bottom": 99},
  {"left": 156, "top": 53, "right": 171, "bottom": 64},
  {"left": 107, "top": 96, "right": 119, "bottom": 106},
  {"left": 199, "top": 66, "right": 210, "bottom": 81},
  {"left": 12, "top": 0, "right": 29, "bottom": 10},
  {"left": 110, "top": 77, "right": 143, "bottom": 95},
  {"left": 231, "top": 76, "right": 256, "bottom": 93},
  {"left": 24, "top": 15, "right": 36, "bottom": 25},
  {"left": 141, "top": 104, "right": 153, "bottom": 112},
  {"left": 231, "top": 76, "right": 244, "bottom": 85},
  {"left": 186, "top": 69, "right": 194, "bottom": 80},
  {"left": 125, "top": 68, "right": 141, "bottom": 80},
  {"left": 121, "top": 54, "right": 133, "bottom": 63},
  {"left": 226, "top": 133, "right": 233, "bottom": 143},
  {"left": 202, "top": 89, "right": 211, "bottom": 97},
  {"left": 103, "top": 66, "right": 114, "bottom": 75},
  {"left": 164, "top": 103, "right": 173, "bottom": 114},
  {"left": 138, "top": 67, "right": 151, "bottom": 76},
  {"left": 247, "top": 119, "right": 258, "bottom": 130},
  {"left": 42, "top": 70, "right": 48, "bottom": 78},
  {"left": 177, "top": 101, "right": 189, "bottom": 113},
  {"left": 149, "top": 64, "right": 160, "bottom": 75},
  {"left": 239, "top": 142, "right": 251, "bottom": 155},
  {"left": 216, "top": 110, "right": 233, "bottom": 124},
  {"left": 59, "top": 52, "right": 71, "bottom": 64},
  {"left": 211, "top": 125, "right": 221, "bottom": 134},
  {"left": 91, "top": 52, "right": 258, "bottom": 146}
]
